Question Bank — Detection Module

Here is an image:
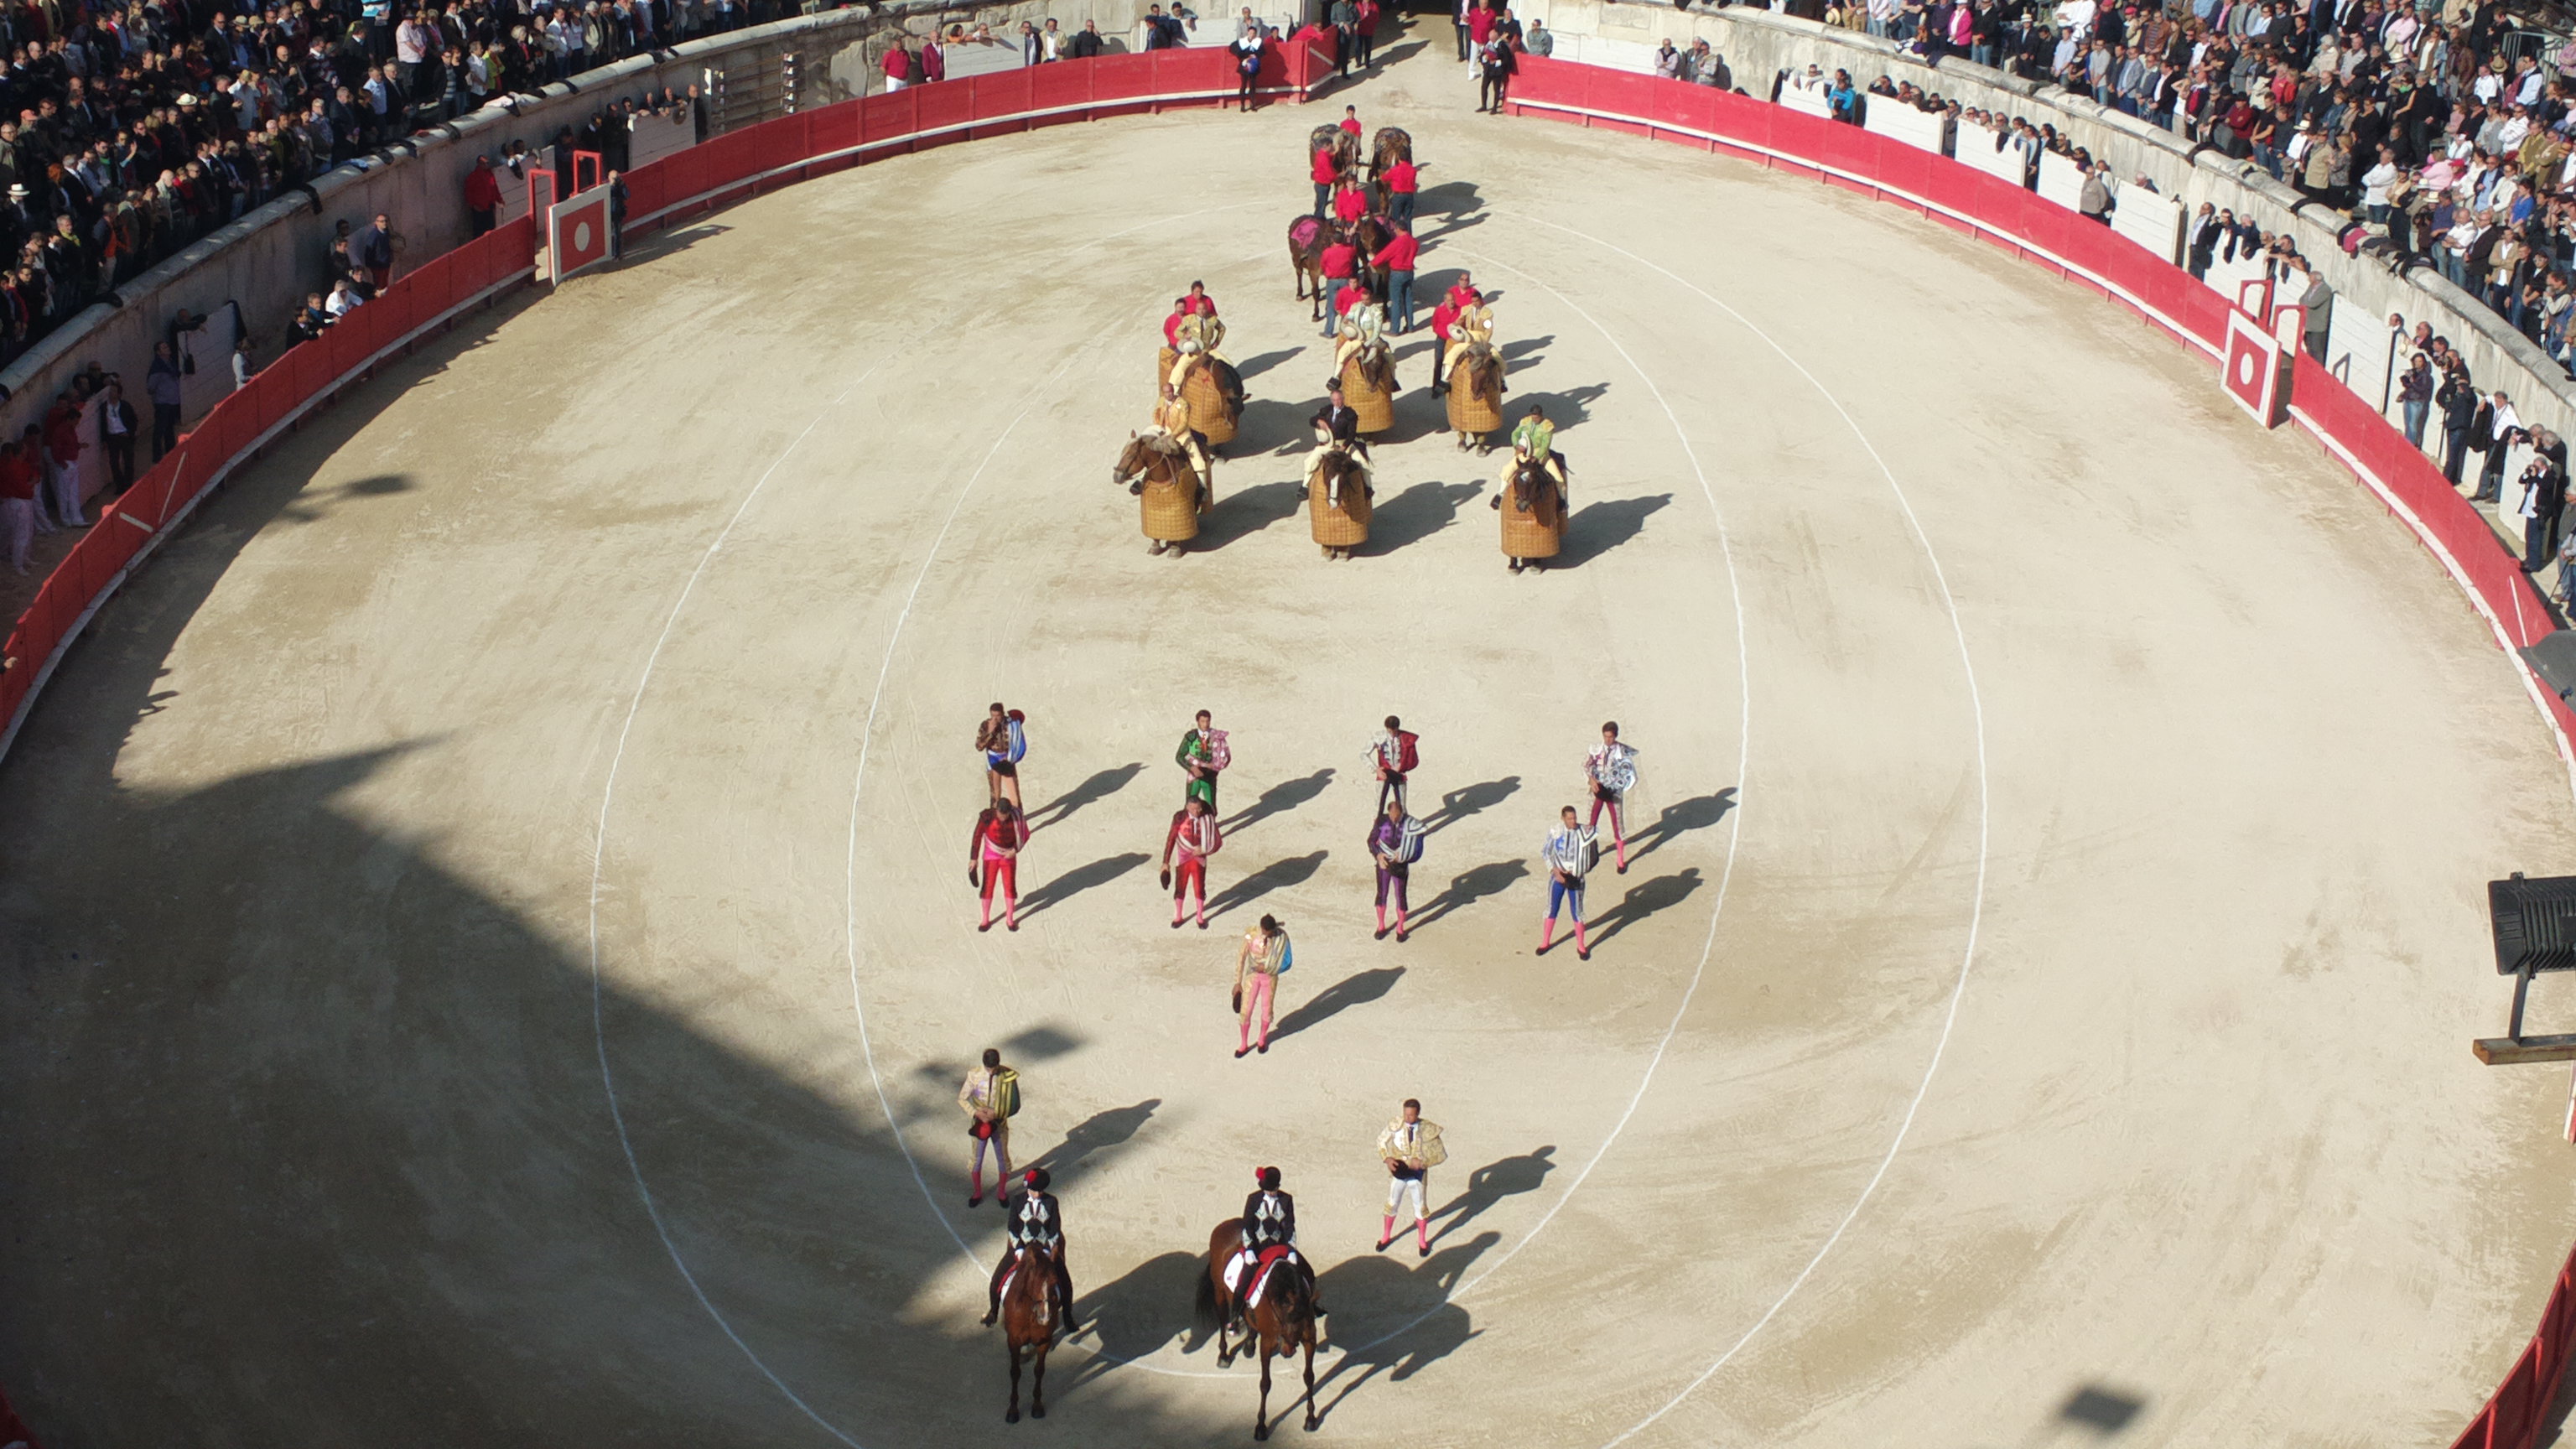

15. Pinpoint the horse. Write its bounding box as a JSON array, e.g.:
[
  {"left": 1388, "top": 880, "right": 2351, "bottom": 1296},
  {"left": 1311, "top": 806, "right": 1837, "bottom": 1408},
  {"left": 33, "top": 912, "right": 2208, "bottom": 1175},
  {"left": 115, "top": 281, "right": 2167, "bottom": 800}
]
[
  {"left": 1308, "top": 444, "right": 1372, "bottom": 560},
  {"left": 1114, "top": 432, "right": 1208, "bottom": 556},
  {"left": 1351, "top": 211, "right": 1398, "bottom": 290},
  {"left": 1498, "top": 451, "right": 1568, "bottom": 574},
  {"left": 1446, "top": 340, "right": 1507, "bottom": 452},
  {"left": 1368, "top": 126, "right": 1412, "bottom": 209},
  {"left": 997, "top": 1244, "right": 1059, "bottom": 1423},
  {"left": 1309, "top": 122, "right": 1362, "bottom": 178},
  {"left": 1288, "top": 215, "right": 1330, "bottom": 318},
  {"left": 1197, "top": 1218, "right": 1321, "bottom": 1439}
]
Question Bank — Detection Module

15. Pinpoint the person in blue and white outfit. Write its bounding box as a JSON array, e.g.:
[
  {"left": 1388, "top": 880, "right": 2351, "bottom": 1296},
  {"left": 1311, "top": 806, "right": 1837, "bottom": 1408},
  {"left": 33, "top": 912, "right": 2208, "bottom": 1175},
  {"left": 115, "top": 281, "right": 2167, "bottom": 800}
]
[{"left": 1540, "top": 804, "right": 1597, "bottom": 960}]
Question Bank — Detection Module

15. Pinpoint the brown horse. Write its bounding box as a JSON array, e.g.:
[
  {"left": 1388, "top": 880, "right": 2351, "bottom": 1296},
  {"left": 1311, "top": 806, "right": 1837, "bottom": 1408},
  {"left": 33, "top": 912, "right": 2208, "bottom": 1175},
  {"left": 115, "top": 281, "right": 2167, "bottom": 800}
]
[
  {"left": 1368, "top": 126, "right": 1412, "bottom": 209},
  {"left": 1499, "top": 453, "right": 1568, "bottom": 574},
  {"left": 1447, "top": 341, "right": 1507, "bottom": 452},
  {"left": 1348, "top": 340, "right": 1399, "bottom": 403},
  {"left": 1508, "top": 454, "right": 1565, "bottom": 527},
  {"left": 1309, "top": 122, "right": 1361, "bottom": 177},
  {"left": 1288, "top": 215, "right": 1330, "bottom": 318},
  {"left": 1351, "top": 211, "right": 1398, "bottom": 290},
  {"left": 1198, "top": 1218, "right": 1320, "bottom": 1439},
  {"left": 1114, "top": 433, "right": 1208, "bottom": 556},
  {"left": 998, "top": 1244, "right": 1059, "bottom": 1423},
  {"left": 1310, "top": 445, "right": 1372, "bottom": 560}
]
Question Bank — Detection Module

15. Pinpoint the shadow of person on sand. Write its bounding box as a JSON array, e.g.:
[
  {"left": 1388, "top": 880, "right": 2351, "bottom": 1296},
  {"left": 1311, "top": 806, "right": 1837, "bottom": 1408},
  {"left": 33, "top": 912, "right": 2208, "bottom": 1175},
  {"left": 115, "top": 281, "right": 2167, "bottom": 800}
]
[
  {"left": 1203, "top": 850, "right": 1328, "bottom": 921},
  {"left": 1405, "top": 858, "right": 1528, "bottom": 931},
  {"left": 1026, "top": 762, "right": 1141, "bottom": 832},
  {"left": 1428, "top": 1146, "right": 1556, "bottom": 1247},
  {"left": 1028, "top": 1098, "right": 1161, "bottom": 1187},
  {"left": 1627, "top": 788, "right": 1737, "bottom": 866},
  {"left": 1014, "top": 852, "right": 1150, "bottom": 920},
  {"left": 1586, "top": 867, "right": 1703, "bottom": 948},
  {"left": 1423, "top": 776, "right": 1519, "bottom": 834},
  {"left": 1308, "top": 1231, "right": 1496, "bottom": 1424},
  {"left": 1270, "top": 966, "right": 1404, "bottom": 1042},
  {"left": 1221, "top": 768, "right": 1333, "bottom": 835}
]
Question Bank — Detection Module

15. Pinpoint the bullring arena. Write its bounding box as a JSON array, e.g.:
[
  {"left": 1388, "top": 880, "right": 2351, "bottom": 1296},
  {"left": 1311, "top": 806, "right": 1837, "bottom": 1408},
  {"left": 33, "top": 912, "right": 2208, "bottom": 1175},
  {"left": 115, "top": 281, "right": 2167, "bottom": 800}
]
[{"left": 4, "top": 8, "right": 2576, "bottom": 1448}]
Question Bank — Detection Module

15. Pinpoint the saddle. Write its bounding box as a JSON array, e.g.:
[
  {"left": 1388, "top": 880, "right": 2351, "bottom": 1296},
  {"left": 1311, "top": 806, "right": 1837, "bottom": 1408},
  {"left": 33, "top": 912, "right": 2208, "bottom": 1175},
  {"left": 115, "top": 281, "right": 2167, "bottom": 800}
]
[
  {"left": 1289, "top": 215, "right": 1325, "bottom": 252},
  {"left": 1244, "top": 1244, "right": 1299, "bottom": 1307}
]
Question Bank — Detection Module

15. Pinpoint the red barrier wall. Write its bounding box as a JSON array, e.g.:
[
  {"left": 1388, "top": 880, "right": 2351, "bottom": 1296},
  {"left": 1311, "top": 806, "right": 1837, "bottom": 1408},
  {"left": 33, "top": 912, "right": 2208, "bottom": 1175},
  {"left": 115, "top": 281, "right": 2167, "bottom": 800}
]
[{"left": 1505, "top": 52, "right": 2576, "bottom": 1449}]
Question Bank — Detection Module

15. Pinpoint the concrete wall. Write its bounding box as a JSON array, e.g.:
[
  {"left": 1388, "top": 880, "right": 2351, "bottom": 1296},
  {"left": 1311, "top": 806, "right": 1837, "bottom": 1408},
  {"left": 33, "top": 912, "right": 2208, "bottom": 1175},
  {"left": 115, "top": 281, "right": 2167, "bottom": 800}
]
[
  {"left": 1519, "top": 0, "right": 2576, "bottom": 445},
  {"left": 0, "top": 0, "right": 1163, "bottom": 454}
]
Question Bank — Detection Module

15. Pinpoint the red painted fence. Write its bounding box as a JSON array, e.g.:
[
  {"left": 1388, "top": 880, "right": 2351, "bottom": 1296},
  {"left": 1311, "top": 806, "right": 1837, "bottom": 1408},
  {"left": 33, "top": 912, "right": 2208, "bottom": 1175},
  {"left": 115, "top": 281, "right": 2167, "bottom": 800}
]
[
  {"left": 1503, "top": 52, "right": 2576, "bottom": 1449},
  {"left": 0, "top": 38, "right": 1326, "bottom": 763},
  {"left": 0, "top": 39, "right": 1330, "bottom": 1446}
]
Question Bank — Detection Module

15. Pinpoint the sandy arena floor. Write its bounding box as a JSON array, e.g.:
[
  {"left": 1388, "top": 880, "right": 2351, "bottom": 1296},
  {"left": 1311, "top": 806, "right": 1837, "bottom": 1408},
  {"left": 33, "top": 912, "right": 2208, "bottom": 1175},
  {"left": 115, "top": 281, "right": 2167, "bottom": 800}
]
[{"left": 3, "top": 27, "right": 2575, "bottom": 1449}]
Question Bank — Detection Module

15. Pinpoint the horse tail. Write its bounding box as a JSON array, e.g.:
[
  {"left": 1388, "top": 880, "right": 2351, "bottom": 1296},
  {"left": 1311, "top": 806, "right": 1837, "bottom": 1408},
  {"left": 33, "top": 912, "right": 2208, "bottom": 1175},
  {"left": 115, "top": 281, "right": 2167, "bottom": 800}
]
[{"left": 1195, "top": 1254, "right": 1218, "bottom": 1325}]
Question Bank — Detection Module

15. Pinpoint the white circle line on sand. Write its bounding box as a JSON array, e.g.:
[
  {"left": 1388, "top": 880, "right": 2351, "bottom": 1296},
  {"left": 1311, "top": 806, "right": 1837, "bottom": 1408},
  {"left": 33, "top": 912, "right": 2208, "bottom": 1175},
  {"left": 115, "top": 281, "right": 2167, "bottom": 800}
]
[
  {"left": 840, "top": 345, "right": 1103, "bottom": 1275},
  {"left": 1504, "top": 217, "right": 1996, "bottom": 1447},
  {"left": 587, "top": 361, "right": 885, "bottom": 1449},
  {"left": 1042, "top": 234, "right": 1772, "bottom": 1377},
  {"left": 581, "top": 200, "right": 1270, "bottom": 1436},
  {"left": 1315, "top": 244, "right": 1757, "bottom": 1347}
]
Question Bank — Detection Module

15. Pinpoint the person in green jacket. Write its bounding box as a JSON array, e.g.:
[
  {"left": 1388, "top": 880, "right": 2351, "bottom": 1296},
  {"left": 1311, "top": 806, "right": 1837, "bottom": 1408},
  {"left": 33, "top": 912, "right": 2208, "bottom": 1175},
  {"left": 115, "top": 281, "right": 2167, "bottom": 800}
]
[{"left": 1178, "top": 709, "right": 1225, "bottom": 812}]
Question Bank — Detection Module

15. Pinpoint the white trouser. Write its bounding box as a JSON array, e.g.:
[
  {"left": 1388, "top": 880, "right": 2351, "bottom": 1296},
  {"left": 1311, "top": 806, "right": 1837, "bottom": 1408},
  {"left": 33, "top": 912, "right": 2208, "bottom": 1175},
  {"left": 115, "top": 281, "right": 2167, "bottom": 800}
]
[
  {"left": 1386, "top": 1171, "right": 1427, "bottom": 1219},
  {"left": 47, "top": 457, "right": 83, "bottom": 525}
]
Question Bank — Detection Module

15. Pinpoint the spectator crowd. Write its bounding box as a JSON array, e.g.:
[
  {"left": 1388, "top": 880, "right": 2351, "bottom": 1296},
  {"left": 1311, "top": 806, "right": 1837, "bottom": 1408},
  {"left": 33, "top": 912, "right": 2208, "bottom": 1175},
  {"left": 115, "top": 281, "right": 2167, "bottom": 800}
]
[
  {"left": 1784, "top": 0, "right": 2576, "bottom": 377},
  {"left": 0, "top": 0, "right": 760, "bottom": 371}
]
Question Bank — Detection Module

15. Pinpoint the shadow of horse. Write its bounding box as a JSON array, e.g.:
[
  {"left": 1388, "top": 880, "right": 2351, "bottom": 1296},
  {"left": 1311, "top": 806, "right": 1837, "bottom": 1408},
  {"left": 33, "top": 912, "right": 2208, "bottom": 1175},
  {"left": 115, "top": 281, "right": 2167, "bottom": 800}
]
[
  {"left": 1560, "top": 492, "right": 1672, "bottom": 568},
  {"left": 1029, "top": 1098, "right": 1161, "bottom": 1187},
  {"left": 1423, "top": 776, "right": 1519, "bottom": 834},
  {"left": 1309, "top": 1232, "right": 1496, "bottom": 1424},
  {"left": 1026, "top": 762, "right": 1142, "bottom": 832},
  {"left": 1203, "top": 850, "right": 1328, "bottom": 920},
  {"left": 1628, "top": 787, "right": 1737, "bottom": 865},
  {"left": 1222, "top": 768, "right": 1334, "bottom": 835},
  {"left": 1514, "top": 383, "right": 1608, "bottom": 428},
  {"left": 1415, "top": 210, "right": 1491, "bottom": 242},
  {"left": 1587, "top": 866, "right": 1703, "bottom": 947},
  {"left": 1368, "top": 479, "right": 1483, "bottom": 550},
  {"left": 1233, "top": 347, "right": 1303, "bottom": 382},
  {"left": 1270, "top": 966, "right": 1404, "bottom": 1042},
  {"left": 1232, "top": 397, "right": 1325, "bottom": 458},
  {"left": 1498, "top": 334, "right": 1554, "bottom": 369},
  {"left": 1015, "top": 852, "right": 1150, "bottom": 920},
  {"left": 1059, "top": 1249, "right": 1205, "bottom": 1390},
  {"left": 1406, "top": 858, "right": 1527, "bottom": 930},
  {"left": 1429, "top": 1146, "right": 1555, "bottom": 1246},
  {"left": 1199, "top": 480, "right": 1306, "bottom": 549}
]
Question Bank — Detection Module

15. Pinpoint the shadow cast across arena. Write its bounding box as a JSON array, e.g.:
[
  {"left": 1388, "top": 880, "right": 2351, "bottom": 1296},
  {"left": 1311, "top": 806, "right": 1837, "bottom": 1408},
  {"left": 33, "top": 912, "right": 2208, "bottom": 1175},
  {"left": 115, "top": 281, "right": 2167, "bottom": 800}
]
[{"left": 0, "top": 318, "right": 1269, "bottom": 1449}]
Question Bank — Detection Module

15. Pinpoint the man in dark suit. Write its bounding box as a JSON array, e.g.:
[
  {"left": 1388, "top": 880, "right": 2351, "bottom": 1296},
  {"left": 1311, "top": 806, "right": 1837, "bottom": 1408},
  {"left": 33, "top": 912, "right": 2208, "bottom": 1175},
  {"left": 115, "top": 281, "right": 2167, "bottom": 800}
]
[
  {"left": 2521, "top": 432, "right": 2568, "bottom": 573},
  {"left": 96, "top": 377, "right": 137, "bottom": 495},
  {"left": 1305, "top": 378, "right": 1370, "bottom": 499}
]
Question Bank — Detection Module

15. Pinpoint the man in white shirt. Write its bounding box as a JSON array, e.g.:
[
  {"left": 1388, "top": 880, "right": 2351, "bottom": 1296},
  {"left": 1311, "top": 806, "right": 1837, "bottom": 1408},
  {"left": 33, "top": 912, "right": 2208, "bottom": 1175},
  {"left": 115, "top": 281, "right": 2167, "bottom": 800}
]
[{"left": 325, "top": 278, "right": 363, "bottom": 319}]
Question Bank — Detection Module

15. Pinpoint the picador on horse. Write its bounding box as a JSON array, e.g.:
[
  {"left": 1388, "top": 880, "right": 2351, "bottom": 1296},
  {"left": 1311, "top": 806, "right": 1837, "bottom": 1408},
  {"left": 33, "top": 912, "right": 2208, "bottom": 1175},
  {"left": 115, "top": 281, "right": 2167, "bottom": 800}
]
[
  {"left": 1307, "top": 377, "right": 1374, "bottom": 511},
  {"left": 1224, "top": 1166, "right": 1327, "bottom": 1329},
  {"left": 984, "top": 1167, "right": 1079, "bottom": 1337}
]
